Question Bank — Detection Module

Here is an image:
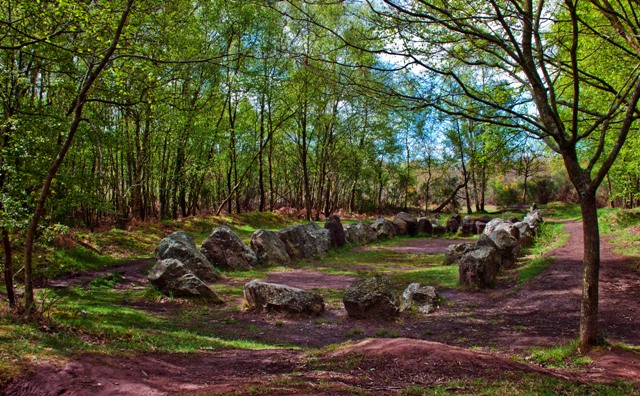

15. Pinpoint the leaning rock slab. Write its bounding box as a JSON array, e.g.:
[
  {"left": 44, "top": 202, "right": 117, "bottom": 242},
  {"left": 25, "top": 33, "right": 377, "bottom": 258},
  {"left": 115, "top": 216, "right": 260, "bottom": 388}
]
[
  {"left": 278, "top": 222, "right": 330, "bottom": 261},
  {"left": 201, "top": 225, "right": 258, "bottom": 270},
  {"left": 156, "top": 231, "right": 219, "bottom": 282},
  {"left": 343, "top": 276, "right": 400, "bottom": 319},
  {"left": 243, "top": 280, "right": 325, "bottom": 316},
  {"left": 250, "top": 229, "right": 291, "bottom": 265},
  {"left": 459, "top": 246, "right": 499, "bottom": 289},
  {"left": 488, "top": 228, "right": 520, "bottom": 269},
  {"left": 148, "top": 259, "right": 223, "bottom": 303}
]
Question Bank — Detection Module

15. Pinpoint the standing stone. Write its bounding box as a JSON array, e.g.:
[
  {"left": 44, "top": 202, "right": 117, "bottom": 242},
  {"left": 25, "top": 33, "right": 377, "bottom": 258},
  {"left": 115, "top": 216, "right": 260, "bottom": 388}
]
[
  {"left": 461, "top": 216, "right": 476, "bottom": 235},
  {"left": 484, "top": 218, "right": 507, "bottom": 235},
  {"left": 148, "top": 259, "right": 223, "bottom": 303},
  {"left": 475, "top": 221, "right": 487, "bottom": 235},
  {"left": 250, "top": 229, "right": 291, "bottom": 265},
  {"left": 394, "top": 212, "right": 419, "bottom": 236},
  {"left": 444, "top": 242, "right": 474, "bottom": 265},
  {"left": 324, "top": 215, "right": 346, "bottom": 248},
  {"left": 514, "top": 221, "right": 534, "bottom": 248},
  {"left": 278, "top": 222, "right": 331, "bottom": 261},
  {"left": 459, "top": 246, "right": 499, "bottom": 289},
  {"left": 371, "top": 218, "right": 397, "bottom": 240},
  {"left": 243, "top": 280, "right": 325, "bottom": 316},
  {"left": 201, "top": 226, "right": 258, "bottom": 270},
  {"left": 487, "top": 228, "right": 520, "bottom": 269},
  {"left": 156, "top": 231, "right": 219, "bottom": 282},
  {"left": 417, "top": 217, "right": 433, "bottom": 234},
  {"left": 344, "top": 222, "right": 377, "bottom": 246},
  {"left": 446, "top": 217, "right": 460, "bottom": 233},
  {"left": 343, "top": 276, "right": 401, "bottom": 319}
]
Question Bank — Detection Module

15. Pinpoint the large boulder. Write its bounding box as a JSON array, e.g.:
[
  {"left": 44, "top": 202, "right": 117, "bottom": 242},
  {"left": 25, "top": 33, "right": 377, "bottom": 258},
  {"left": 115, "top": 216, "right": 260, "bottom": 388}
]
[
  {"left": 484, "top": 218, "right": 507, "bottom": 235},
  {"left": 250, "top": 229, "right": 291, "bottom": 265},
  {"left": 243, "top": 280, "right": 325, "bottom": 316},
  {"left": 417, "top": 217, "right": 433, "bottom": 234},
  {"left": 487, "top": 228, "right": 520, "bottom": 269},
  {"left": 343, "top": 276, "right": 401, "bottom": 319},
  {"left": 371, "top": 218, "right": 397, "bottom": 240},
  {"left": 278, "top": 222, "right": 330, "bottom": 261},
  {"left": 459, "top": 246, "right": 499, "bottom": 289},
  {"left": 344, "top": 222, "right": 377, "bottom": 246},
  {"left": 475, "top": 221, "right": 487, "bottom": 235},
  {"left": 460, "top": 216, "right": 476, "bottom": 235},
  {"left": 432, "top": 224, "right": 447, "bottom": 235},
  {"left": 514, "top": 221, "right": 534, "bottom": 248},
  {"left": 444, "top": 242, "right": 474, "bottom": 265},
  {"left": 493, "top": 222, "right": 521, "bottom": 239},
  {"left": 446, "top": 217, "right": 460, "bottom": 233},
  {"left": 394, "top": 212, "right": 419, "bottom": 236},
  {"left": 156, "top": 231, "right": 219, "bottom": 282},
  {"left": 148, "top": 259, "right": 223, "bottom": 303},
  {"left": 524, "top": 210, "right": 544, "bottom": 234},
  {"left": 201, "top": 226, "right": 258, "bottom": 270},
  {"left": 324, "top": 215, "right": 346, "bottom": 248},
  {"left": 401, "top": 283, "right": 439, "bottom": 313}
]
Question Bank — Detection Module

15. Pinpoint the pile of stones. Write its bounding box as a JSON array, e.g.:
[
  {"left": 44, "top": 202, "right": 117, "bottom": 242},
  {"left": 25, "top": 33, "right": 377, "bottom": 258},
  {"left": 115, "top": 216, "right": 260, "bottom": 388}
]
[{"left": 444, "top": 208, "right": 543, "bottom": 289}]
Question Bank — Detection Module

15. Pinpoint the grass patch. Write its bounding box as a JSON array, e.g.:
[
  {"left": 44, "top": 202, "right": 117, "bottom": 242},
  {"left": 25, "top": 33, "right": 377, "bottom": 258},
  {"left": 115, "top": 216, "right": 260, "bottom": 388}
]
[
  {"left": 391, "top": 265, "right": 459, "bottom": 288},
  {"left": 527, "top": 339, "right": 583, "bottom": 368},
  {"left": 401, "top": 374, "right": 636, "bottom": 395},
  {"left": 544, "top": 202, "right": 582, "bottom": 221},
  {"left": 516, "top": 222, "right": 570, "bottom": 284},
  {"left": 598, "top": 208, "right": 640, "bottom": 257}
]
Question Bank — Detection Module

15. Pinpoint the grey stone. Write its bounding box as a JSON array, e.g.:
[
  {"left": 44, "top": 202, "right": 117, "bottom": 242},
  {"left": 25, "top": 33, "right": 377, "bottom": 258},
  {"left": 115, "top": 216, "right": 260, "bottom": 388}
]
[
  {"left": 417, "top": 217, "right": 433, "bottom": 234},
  {"left": 446, "top": 218, "right": 460, "bottom": 233},
  {"left": 156, "top": 231, "right": 219, "bottom": 282},
  {"left": 344, "top": 221, "right": 377, "bottom": 246},
  {"left": 343, "top": 276, "right": 401, "bottom": 319},
  {"left": 394, "top": 212, "right": 419, "bottom": 235},
  {"left": 459, "top": 246, "right": 499, "bottom": 289},
  {"left": 514, "top": 221, "right": 534, "bottom": 248},
  {"left": 250, "top": 229, "right": 291, "bottom": 265},
  {"left": 444, "top": 242, "right": 475, "bottom": 265},
  {"left": 488, "top": 228, "right": 520, "bottom": 269},
  {"left": 461, "top": 216, "right": 476, "bottom": 235},
  {"left": 401, "top": 283, "right": 439, "bottom": 313},
  {"left": 201, "top": 226, "right": 258, "bottom": 270},
  {"left": 278, "top": 222, "right": 331, "bottom": 261},
  {"left": 325, "top": 215, "right": 346, "bottom": 248},
  {"left": 484, "top": 218, "right": 507, "bottom": 235},
  {"left": 243, "top": 280, "right": 325, "bottom": 316},
  {"left": 475, "top": 221, "right": 487, "bottom": 235},
  {"left": 371, "top": 218, "right": 397, "bottom": 240},
  {"left": 148, "top": 259, "right": 223, "bottom": 303}
]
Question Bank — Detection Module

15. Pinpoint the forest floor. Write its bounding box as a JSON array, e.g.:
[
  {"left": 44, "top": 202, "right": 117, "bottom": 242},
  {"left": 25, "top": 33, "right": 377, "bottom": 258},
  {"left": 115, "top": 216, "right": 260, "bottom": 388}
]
[{"left": 2, "top": 219, "right": 640, "bottom": 395}]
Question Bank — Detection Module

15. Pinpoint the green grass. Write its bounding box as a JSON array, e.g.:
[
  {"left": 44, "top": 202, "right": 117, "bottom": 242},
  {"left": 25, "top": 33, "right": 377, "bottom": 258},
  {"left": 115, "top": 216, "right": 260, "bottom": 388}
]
[
  {"left": 391, "top": 265, "right": 459, "bottom": 288},
  {"left": 516, "top": 222, "right": 570, "bottom": 284},
  {"left": 400, "top": 375, "right": 636, "bottom": 395},
  {"left": 45, "top": 247, "right": 121, "bottom": 278},
  {"left": 544, "top": 202, "right": 583, "bottom": 221},
  {"left": 598, "top": 208, "right": 640, "bottom": 257}
]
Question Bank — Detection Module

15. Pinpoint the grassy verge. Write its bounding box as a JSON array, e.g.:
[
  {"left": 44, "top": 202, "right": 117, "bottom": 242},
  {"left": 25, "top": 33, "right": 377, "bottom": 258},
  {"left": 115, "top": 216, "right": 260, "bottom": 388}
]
[
  {"left": 400, "top": 374, "right": 635, "bottom": 395},
  {"left": 598, "top": 208, "right": 640, "bottom": 257},
  {"left": 516, "top": 222, "right": 570, "bottom": 284}
]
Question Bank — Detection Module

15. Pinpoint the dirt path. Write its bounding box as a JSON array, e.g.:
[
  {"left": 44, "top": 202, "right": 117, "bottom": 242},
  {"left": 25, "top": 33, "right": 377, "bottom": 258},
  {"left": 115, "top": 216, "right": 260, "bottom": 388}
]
[{"left": 4, "top": 221, "right": 639, "bottom": 395}]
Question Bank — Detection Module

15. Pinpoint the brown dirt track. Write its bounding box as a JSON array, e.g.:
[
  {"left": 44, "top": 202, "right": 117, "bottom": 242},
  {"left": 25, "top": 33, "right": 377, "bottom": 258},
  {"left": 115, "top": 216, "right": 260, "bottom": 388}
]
[{"left": 3, "top": 221, "right": 640, "bottom": 395}]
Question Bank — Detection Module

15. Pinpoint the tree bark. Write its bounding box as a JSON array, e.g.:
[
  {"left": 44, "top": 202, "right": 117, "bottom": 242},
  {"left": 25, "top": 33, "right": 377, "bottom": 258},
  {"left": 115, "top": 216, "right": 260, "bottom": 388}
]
[
  {"left": 2, "top": 229, "right": 15, "bottom": 308},
  {"left": 579, "top": 192, "right": 600, "bottom": 351}
]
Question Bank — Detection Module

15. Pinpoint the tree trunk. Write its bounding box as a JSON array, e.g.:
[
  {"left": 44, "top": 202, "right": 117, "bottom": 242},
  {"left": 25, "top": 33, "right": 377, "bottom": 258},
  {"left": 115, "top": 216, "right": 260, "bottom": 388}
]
[
  {"left": 579, "top": 192, "right": 600, "bottom": 351},
  {"left": 2, "top": 229, "right": 15, "bottom": 308}
]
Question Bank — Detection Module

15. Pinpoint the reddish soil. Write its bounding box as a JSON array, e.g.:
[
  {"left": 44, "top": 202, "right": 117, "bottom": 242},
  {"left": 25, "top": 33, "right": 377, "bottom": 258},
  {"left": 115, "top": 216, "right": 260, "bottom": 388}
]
[
  {"left": 353, "top": 237, "right": 464, "bottom": 254},
  {"left": 4, "top": 221, "right": 640, "bottom": 395}
]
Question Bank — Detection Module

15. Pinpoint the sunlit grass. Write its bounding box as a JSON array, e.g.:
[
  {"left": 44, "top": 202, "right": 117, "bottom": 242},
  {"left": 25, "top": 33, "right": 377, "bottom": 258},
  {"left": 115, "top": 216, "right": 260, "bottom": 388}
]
[{"left": 516, "top": 222, "right": 569, "bottom": 284}]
